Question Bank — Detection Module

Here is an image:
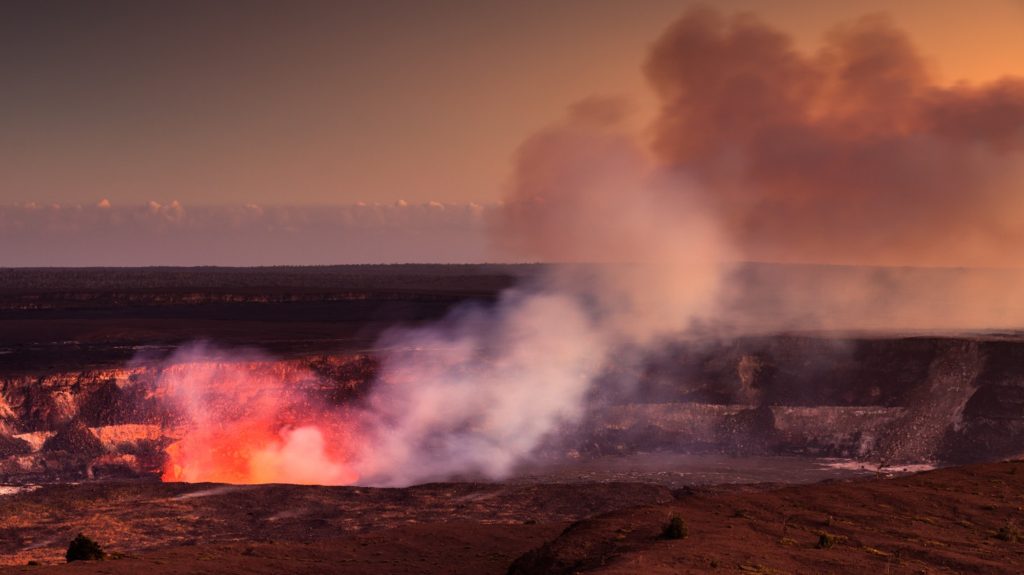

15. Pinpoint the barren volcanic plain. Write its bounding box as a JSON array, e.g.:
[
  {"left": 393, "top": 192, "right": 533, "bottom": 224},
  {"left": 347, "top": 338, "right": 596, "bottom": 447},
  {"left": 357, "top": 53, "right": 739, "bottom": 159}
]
[{"left": 2, "top": 265, "right": 1024, "bottom": 574}]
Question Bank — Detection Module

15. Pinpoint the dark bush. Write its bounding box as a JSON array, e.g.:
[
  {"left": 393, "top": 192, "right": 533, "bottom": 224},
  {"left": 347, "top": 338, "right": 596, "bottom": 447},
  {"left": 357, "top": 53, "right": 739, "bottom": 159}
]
[
  {"left": 661, "top": 515, "right": 688, "bottom": 540},
  {"left": 816, "top": 532, "right": 837, "bottom": 549},
  {"left": 996, "top": 522, "right": 1021, "bottom": 543},
  {"left": 66, "top": 533, "right": 105, "bottom": 562}
]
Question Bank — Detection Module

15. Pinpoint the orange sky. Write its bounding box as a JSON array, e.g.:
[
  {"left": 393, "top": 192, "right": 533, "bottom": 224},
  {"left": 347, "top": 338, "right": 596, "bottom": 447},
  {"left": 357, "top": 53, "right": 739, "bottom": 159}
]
[{"left": 0, "top": 0, "right": 1022, "bottom": 208}]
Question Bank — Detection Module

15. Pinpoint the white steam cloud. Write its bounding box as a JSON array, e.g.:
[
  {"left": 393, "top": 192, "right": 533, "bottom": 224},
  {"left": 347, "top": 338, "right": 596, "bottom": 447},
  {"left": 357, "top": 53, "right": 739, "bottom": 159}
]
[
  {"left": 154, "top": 110, "right": 729, "bottom": 487},
  {"left": 349, "top": 107, "right": 729, "bottom": 485},
  {"left": 155, "top": 7, "right": 1024, "bottom": 487}
]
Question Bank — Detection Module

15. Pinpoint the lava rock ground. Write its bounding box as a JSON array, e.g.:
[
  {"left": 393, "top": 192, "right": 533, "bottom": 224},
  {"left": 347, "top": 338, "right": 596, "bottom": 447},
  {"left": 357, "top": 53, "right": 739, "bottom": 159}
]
[
  {"left": 1, "top": 461, "right": 1023, "bottom": 574},
  {"left": 0, "top": 480, "right": 672, "bottom": 567}
]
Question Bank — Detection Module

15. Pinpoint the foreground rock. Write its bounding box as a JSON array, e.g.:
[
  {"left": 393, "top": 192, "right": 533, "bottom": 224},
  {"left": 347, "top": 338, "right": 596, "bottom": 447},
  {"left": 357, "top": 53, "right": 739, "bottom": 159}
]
[
  {"left": 510, "top": 460, "right": 1024, "bottom": 574},
  {"left": 0, "top": 480, "right": 672, "bottom": 567},
  {"left": 2, "top": 461, "right": 1022, "bottom": 573}
]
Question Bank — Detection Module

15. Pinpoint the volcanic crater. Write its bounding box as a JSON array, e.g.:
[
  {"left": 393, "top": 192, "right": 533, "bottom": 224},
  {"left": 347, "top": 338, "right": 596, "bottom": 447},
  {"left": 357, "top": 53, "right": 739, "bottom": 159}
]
[{"left": 2, "top": 266, "right": 1023, "bottom": 573}]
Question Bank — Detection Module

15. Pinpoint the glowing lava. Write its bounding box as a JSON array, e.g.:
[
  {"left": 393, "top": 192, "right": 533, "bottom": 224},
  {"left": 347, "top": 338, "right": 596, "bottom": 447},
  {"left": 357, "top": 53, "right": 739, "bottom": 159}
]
[
  {"left": 156, "top": 352, "right": 362, "bottom": 485},
  {"left": 162, "top": 423, "right": 360, "bottom": 485}
]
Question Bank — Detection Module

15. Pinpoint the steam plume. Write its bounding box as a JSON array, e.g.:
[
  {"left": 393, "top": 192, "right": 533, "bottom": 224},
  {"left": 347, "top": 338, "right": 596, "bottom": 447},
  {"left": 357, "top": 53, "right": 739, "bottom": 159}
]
[
  {"left": 159, "top": 101, "right": 728, "bottom": 487},
  {"left": 354, "top": 7, "right": 1024, "bottom": 485},
  {"left": 160, "top": 8, "right": 1024, "bottom": 487},
  {"left": 646, "top": 8, "right": 1024, "bottom": 268}
]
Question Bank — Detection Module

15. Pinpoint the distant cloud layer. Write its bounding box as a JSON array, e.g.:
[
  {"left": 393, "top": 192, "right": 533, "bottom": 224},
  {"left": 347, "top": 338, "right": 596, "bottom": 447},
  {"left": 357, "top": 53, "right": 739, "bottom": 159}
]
[
  {"left": 7, "top": 8, "right": 1024, "bottom": 269},
  {"left": 0, "top": 201, "right": 496, "bottom": 266}
]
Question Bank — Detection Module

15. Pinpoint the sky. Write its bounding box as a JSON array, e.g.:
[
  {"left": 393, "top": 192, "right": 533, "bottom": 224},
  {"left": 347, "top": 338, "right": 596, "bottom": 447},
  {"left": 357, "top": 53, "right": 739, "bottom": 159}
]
[{"left": 2, "top": 0, "right": 1023, "bottom": 265}]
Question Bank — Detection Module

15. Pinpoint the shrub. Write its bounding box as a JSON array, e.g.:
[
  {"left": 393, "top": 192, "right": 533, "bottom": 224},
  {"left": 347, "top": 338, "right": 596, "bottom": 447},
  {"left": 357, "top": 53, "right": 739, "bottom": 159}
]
[
  {"left": 816, "top": 532, "right": 837, "bottom": 549},
  {"left": 66, "top": 533, "right": 105, "bottom": 562},
  {"left": 661, "top": 515, "right": 688, "bottom": 540},
  {"left": 996, "top": 522, "right": 1021, "bottom": 543}
]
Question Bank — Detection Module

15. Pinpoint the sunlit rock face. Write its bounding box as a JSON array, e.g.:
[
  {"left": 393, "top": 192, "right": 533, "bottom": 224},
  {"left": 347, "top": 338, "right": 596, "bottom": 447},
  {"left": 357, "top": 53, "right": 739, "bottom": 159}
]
[{"left": 1, "top": 336, "right": 1023, "bottom": 484}]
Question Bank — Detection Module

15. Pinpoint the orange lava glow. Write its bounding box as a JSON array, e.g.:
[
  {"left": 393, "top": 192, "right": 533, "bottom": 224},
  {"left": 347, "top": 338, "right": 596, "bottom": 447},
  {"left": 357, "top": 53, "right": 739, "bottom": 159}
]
[{"left": 157, "top": 358, "right": 363, "bottom": 485}]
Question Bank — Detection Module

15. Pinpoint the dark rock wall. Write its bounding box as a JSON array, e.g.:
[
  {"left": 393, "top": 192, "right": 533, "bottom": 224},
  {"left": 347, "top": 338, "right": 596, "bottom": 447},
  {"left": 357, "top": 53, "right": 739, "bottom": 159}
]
[
  {"left": 583, "top": 335, "right": 1024, "bottom": 463},
  {"left": 2, "top": 335, "right": 1023, "bottom": 480}
]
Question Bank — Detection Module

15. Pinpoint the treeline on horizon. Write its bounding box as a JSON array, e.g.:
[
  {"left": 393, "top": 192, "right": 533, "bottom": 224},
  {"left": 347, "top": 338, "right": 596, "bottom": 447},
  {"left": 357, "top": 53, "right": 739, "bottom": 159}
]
[
  {"left": 3, "top": 261, "right": 1017, "bottom": 294},
  {"left": 0, "top": 264, "right": 545, "bottom": 294}
]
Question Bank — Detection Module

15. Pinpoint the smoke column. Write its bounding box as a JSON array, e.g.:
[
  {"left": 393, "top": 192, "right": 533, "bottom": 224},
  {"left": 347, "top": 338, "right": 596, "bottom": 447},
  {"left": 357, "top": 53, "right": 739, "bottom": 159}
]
[
  {"left": 352, "top": 101, "right": 728, "bottom": 485},
  {"left": 158, "top": 99, "right": 728, "bottom": 487},
  {"left": 160, "top": 7, "right": 1024, "bottom": 486},
  {"left": 642, "top": 8, "right": 1024, "bottom": 331},
  {"left": 646, "top": 9, "right": 1024, "bottom": 269}
]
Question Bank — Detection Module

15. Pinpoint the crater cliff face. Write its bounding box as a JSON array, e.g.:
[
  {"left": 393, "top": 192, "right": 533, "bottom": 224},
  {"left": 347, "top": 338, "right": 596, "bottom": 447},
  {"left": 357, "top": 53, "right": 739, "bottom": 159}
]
[
  {"left": 1, "top": 335, "right": 1023, "bottom": 483},
  {"left": 0, "top": 354, "right": 377, "bottom": 482},
  {"left": 577, "top": 335, "right": 1024, "bottom": 465}
]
